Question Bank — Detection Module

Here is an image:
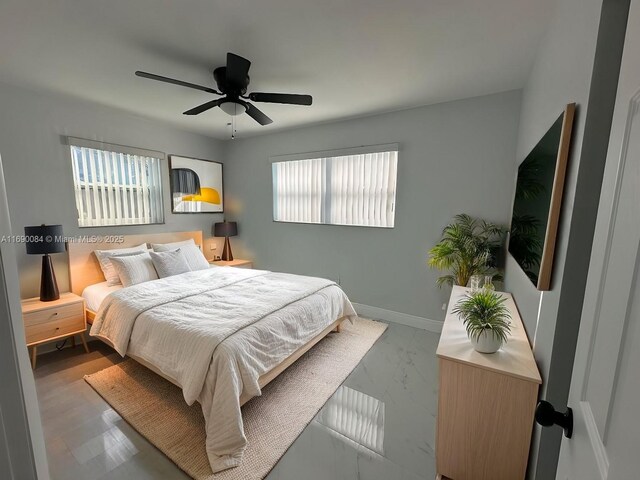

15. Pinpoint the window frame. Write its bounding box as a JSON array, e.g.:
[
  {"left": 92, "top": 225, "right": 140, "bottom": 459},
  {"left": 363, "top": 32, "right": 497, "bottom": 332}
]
[
  {"left": 270, "top": 143, "right": 399, "bottom": 228},
  {"left": 67, "top": 137, "right": 166, "bottom": 228}
]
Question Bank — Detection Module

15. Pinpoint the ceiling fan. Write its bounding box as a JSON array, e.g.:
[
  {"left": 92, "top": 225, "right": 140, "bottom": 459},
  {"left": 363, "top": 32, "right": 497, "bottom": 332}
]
[{"left": 135, "top": 52, "right": 312, "bottom": 126}]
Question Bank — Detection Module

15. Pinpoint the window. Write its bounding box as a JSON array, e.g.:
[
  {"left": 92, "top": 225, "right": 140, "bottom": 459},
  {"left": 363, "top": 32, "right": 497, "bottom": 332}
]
[
  {"left": 272, "top": 145, "right": 398, "bottom": 228},
  {"left": 68, "top": 138, "right": 164, "bottom": 227}
]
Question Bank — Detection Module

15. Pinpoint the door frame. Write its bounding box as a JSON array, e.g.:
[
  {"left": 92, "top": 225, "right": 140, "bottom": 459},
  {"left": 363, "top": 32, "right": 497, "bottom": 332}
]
[
  {"left": 0, "top": 153, "right": 49, "bottom": 479},
  {"left": 529, "top": 1, "right": 631, "bottom": 477},
  {"left": 556, "top": 0, "right": 639, "bottom": 474}
]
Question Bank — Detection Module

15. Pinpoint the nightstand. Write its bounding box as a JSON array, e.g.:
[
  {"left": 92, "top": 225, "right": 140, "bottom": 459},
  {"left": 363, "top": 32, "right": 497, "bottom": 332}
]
[
  {"left": 209, "top": 259, "right": 253, "bottom": 269},
  {"left": 21, "top": 292, "right": 90, "bottom": 368}
]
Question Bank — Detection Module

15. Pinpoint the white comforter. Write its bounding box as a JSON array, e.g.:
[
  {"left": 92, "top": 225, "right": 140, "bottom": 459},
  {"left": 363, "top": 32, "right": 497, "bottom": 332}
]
[{"left": 90, "top": 267, "right": 356, "bottom": 472}]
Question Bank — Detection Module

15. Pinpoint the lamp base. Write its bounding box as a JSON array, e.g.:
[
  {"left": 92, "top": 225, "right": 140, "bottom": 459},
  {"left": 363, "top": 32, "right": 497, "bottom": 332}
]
[
  {"left": 40, "top": 254, "right": 60, "bottom": 302},
  {"left": 221, "top": 237, "right": 234, "bottom": 261}
]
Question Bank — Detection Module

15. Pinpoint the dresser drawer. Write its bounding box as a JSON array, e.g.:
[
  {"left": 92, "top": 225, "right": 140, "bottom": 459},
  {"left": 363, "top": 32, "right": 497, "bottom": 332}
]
[
  {"left": 23, "top": 302, "right": 84, "bottom": 327},
  {"left": 25, "top": 314, "right": 85, "bottom": 345}
]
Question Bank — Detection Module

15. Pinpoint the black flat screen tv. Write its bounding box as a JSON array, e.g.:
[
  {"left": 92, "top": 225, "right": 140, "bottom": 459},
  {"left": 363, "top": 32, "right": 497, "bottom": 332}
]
[{"left": 508, "top": 103, "right": 575, "bottom": 290}]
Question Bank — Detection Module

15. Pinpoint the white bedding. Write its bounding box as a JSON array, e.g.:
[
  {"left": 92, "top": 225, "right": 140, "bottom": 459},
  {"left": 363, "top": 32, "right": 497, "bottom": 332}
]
[
  {"left": 82, "top": 265, "right": 228, "bottom": 311},
  {"left": 81, "top": 281, "right": 122, "bottom": 312},
  {"left": 89, "top": 267, "right": 356, "bottom": 472}
]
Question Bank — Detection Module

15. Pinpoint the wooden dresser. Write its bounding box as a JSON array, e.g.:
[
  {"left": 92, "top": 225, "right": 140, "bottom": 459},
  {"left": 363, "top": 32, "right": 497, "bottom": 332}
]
[{"left": 436, "top": 286, "right": 542, "bottom": 480}]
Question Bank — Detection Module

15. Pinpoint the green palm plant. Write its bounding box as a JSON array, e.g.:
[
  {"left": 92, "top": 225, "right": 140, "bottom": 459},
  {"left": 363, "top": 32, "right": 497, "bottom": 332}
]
[
  {"left": 428, "top": 214, "right": 506, "bottom": 287},
  {"left": 515, "top": 157, "right": 546, "bottom": 201},
  {"left": 508, "top": 214, "right": 543, "bottom": 282},
  {"left": 452, "top": 290, "right": 512, "bottom": 343}
]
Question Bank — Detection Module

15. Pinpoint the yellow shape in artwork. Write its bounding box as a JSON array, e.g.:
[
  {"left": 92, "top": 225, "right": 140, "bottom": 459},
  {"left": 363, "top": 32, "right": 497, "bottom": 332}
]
[{"left": 182, "top": 187, "right": 221, "bottom": 205}]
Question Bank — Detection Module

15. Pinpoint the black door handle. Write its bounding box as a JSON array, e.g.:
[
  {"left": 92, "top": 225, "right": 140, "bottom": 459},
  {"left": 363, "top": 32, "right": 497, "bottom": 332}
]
[{"left": 535, "top": 400, "right": 573, "bottom": 438}]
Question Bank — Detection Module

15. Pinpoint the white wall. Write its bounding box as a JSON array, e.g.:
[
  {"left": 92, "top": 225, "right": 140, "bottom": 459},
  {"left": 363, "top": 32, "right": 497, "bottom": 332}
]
[
  {"left": 503, "top": 0, "right": 629, "bottom": 477},
  {"left": 0, "top": 82, "right": 225, "bottom": 298},
  {"left": 224, "top": 91, "right": 522, "bottom": 324}
]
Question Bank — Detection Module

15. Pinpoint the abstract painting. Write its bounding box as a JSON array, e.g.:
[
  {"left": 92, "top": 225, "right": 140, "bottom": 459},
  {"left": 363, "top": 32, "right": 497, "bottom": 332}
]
[{"left": 169, "top": 155, "right": 224, "bottom": 213}]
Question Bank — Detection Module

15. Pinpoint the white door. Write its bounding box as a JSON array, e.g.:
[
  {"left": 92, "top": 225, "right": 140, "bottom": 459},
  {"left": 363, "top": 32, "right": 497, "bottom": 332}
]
[{"left": 556, "top": 3, "right": 640, "bottom": 479}]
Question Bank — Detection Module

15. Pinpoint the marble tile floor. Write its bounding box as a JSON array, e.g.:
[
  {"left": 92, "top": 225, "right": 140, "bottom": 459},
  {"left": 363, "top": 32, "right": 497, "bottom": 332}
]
[{"left": 34, "top": 322, "right": 440, "bottom": 480}]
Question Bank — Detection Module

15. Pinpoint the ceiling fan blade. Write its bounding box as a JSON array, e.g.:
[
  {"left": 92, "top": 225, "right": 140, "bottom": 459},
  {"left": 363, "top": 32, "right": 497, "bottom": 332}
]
[
  {"left": 245, "top": 102, "right": 273, "bottom": 126},
  {"left": 248, "top": 92, "right": 312, "bottom": 106},
  {"left": 226, "top": 53, "right": 251, "bottom": 85},
  {"left": 136, "top": 71, "right": 220, "bottom": 95},
  {"left": 183, "top": 98, "right": 225, "bottom": 115}
]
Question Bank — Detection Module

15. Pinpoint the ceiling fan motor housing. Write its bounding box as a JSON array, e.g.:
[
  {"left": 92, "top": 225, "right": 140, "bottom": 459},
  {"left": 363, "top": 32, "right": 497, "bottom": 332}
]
[
  {"left": 213, "top": 66, "right": 249, "bottom": 96},
  {"left": 136, "top": 52, "right": 310, "bottom": 126}
]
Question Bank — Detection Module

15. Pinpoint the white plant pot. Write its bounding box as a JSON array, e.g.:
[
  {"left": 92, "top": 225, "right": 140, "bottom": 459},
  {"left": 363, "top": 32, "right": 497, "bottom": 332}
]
[{"left": 469, "top": 330, "right": 503, "bottom": 354}]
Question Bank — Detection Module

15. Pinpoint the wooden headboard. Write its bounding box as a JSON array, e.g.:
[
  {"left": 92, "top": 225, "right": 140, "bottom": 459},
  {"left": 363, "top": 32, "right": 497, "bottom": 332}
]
[{"left": 67, "top": 230, "right": 203, "bottom": 296}]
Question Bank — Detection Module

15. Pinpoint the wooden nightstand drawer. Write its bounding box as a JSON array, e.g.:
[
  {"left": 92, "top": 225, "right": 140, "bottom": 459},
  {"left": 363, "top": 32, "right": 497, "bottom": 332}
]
[
  {"left": 25, "top": 314, "right": 85, "bottom": 345},
  {"left": 21, "top": 292, "right": 90, "bottom": 367},
  {"left": 23, "top": 302, "right": 84, "bottom": 327}
]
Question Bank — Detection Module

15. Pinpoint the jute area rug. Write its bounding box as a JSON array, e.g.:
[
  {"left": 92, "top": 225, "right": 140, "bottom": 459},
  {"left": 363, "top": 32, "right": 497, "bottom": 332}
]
[{"left": 84, "top": 317, "right": 387, "bottom": 479}]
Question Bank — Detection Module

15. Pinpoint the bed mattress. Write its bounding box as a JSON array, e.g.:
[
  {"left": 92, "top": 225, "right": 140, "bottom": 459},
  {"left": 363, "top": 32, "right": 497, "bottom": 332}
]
[{"left": 81, "top": 281, "right": 122, "bottom": 312}]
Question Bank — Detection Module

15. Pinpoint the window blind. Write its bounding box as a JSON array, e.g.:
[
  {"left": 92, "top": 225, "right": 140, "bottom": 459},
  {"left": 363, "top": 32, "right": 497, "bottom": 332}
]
[
  {"left": 272, "top": 157, "right": 326, "bottom": 223},
  {"left": 272, "top": 148, "right": 398, "bottom": 227},
  {"left": 69, "top": 143, "right": 164, "bottom": 227}
]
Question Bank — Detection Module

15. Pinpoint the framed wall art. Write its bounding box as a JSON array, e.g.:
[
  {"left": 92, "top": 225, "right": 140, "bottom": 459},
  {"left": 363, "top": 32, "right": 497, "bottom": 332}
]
[{"left": 169, "top": 155, "right": 224, "bottom": 214}]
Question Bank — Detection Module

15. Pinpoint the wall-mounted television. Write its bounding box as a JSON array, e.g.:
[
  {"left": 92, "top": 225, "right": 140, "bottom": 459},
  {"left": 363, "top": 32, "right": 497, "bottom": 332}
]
[{"left": 508, "top": 103, "right": 575, "bottom": 291}]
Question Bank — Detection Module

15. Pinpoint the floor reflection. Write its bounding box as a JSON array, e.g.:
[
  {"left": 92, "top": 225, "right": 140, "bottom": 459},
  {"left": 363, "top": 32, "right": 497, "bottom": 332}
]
[{"left": 316, "top": 386, "right": 385, "bottom": 455}]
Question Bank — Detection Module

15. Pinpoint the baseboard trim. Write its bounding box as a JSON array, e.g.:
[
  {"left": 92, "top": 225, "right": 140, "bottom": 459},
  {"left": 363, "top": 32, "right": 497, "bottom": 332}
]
[{"left": 352, "top": 303, "right": 442, "bottom": 333}]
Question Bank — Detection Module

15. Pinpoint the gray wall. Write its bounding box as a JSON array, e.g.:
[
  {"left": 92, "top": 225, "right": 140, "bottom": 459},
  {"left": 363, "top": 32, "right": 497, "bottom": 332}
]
[
  {"left": 0, "top": 82, "right": 225, "bottom": 298},
  {"left": 503, "top": 0, "right": 629, "bottom": 478},
  {"left": 505, "top": 0, "right": 603, "bottom": 339},
  {"left": 224, "top": 90, "right": 522, "bottom": 322}
]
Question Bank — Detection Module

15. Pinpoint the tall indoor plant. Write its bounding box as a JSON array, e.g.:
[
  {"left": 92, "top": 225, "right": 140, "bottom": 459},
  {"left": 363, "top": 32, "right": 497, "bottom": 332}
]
[{"left": 428, "top": 213, "right": 506, "bottom": 287}]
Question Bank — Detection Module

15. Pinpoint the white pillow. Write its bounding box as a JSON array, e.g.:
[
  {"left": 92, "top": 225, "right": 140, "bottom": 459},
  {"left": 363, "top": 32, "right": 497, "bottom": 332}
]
[
  {"left": 94, "top": 243, "right": 148, "bottom": 285},
  {"left": 109, "top": 251, "right": 159, "bottom": 287},
  {"left": 149, "top": 249, "right": 191, "bottom": 278},
  {"left": 151, "top": 239, "right": 210, "bottom": 271}
]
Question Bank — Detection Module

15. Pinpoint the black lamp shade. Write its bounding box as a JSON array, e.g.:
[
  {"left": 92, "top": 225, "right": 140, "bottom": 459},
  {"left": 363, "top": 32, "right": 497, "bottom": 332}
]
[
  {"left": 24, "top": 225, "right": 64, "bottom": 302},
  {"left": 24, "top": 225, "right": 66, "bottom": 255},
  {"left": 213, "top": 221, "right": 238, "bottom": 238}
]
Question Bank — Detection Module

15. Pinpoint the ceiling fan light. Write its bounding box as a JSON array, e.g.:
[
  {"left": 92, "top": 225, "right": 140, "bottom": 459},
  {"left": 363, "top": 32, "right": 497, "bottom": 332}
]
[{"left": 220, "top": 101, "right": 247, "bottom": 116}]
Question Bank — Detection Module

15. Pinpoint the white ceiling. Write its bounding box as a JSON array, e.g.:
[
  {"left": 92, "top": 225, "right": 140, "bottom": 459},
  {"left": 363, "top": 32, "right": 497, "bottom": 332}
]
[{"left": 0, "top": 0, "right": 555, "bottom": 140}]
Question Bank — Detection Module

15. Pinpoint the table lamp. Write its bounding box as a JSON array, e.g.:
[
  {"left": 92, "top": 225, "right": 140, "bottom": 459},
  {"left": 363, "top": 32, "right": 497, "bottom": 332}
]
[
  {"left": 213, "top": 221, "right": 238, "bottom": 261},
  {"left": 25, "top": 224, "right": 65, "bottom": 301}
]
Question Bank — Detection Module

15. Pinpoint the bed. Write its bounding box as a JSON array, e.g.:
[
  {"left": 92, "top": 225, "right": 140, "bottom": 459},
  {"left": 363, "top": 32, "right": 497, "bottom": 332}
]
[{"left": 68, "top": 231, "right": 357, "bottom": 472}]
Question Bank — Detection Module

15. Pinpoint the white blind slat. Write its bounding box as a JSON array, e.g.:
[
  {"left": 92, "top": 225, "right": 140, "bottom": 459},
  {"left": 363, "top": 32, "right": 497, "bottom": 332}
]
[
  {"left": 102, "top": 150, "right": 115, "bottom": 223},
  {"left": 111, "top": 151, "right": 122, "bottom": 222},
  {"left": 70, "top": 148, "right": 85, "bottom": 225},
  {"left": 134, "top": 157, "right": 144, "bottom": 222},
  {"left": 80, "top": 148, "right": 93, "bottom": 226}
]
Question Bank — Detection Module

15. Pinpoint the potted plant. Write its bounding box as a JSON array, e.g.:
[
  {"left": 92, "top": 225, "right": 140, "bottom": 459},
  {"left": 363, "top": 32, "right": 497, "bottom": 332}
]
[
  {"left": 428, "top": 213, "right": 506, "bottom": 288},
  {"left": 452, "top": 289, "right": 512, "bottom": 353}
]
